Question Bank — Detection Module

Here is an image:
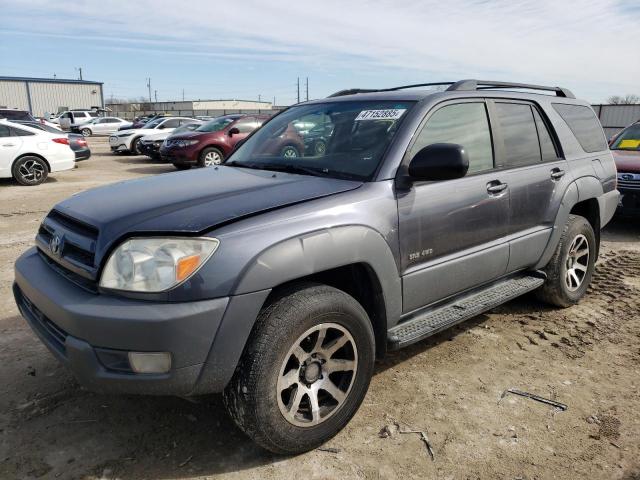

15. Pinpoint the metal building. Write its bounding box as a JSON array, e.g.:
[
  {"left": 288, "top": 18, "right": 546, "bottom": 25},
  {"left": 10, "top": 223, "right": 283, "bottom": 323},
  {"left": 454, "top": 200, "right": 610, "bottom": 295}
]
[{"left": 0, "top": 76, "right": 104, "bottom": 117}]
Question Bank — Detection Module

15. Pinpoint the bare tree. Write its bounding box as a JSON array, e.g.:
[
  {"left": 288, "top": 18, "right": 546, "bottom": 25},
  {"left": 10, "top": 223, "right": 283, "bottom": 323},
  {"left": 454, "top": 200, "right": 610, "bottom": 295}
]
[{"left": 607, "top": 94, "right": 640, "bottom": 105}]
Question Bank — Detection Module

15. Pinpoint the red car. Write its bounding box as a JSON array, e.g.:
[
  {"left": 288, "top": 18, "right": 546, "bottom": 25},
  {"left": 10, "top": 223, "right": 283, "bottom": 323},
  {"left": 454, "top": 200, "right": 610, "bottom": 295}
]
[
  {"left": 610, "top": 121, "right": 640, "bottom": 216},
  {"left": 160, "top": 114, "right": 304, "bottom": 170}
]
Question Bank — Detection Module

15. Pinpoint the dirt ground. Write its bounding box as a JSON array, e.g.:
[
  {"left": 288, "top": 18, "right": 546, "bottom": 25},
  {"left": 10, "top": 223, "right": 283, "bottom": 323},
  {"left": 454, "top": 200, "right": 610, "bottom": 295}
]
[{"left": 1, "top": 137, "right": 639, "bottom": 480}]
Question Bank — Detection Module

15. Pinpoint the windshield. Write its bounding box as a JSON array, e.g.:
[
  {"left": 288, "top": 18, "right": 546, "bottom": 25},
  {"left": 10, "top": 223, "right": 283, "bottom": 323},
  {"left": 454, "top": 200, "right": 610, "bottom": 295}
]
[
  {"left": 227, "top": 101, "right": 414, "bottom": 181},
  {"left": 197, "top": 117, "right": 236, "bottom": 133},
  {"left": 145, "top": 118, "right": 163, "bottom": 129},
  {"left": 611, "top": 125, "right": 640, "bottom": 151}
]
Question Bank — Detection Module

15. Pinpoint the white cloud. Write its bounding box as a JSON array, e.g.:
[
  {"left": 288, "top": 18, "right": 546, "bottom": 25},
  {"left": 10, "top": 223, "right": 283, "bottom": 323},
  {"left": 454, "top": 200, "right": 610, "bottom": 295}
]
[{"left": 1, "top": 0, "right": 638, "bottom": 101}]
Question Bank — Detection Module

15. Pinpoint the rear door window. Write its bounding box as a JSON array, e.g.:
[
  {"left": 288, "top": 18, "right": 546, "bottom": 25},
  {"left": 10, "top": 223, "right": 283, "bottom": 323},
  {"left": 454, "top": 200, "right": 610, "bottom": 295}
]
[
  {"left": 412, "top": 102, "right": 494, "bottom": 174},
  {"left": 494, "top": 103, "right": 541, "bottom": 167},
  {"left": 0, "top": 125, "right": 11, "bottom": 137},
  {"left": 552, "top": 104, "right": 607, "bottom": 153}
]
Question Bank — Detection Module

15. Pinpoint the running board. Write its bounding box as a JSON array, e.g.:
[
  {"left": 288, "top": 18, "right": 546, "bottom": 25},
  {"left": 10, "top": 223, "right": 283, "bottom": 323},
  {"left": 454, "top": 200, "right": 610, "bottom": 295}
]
[{"left": 388, "top": 274, "right": 545, "bottom": 350}]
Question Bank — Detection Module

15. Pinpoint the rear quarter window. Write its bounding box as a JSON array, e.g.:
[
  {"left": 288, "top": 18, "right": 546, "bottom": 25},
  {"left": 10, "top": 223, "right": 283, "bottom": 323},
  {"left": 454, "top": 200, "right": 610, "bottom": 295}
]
[{"left": 552, "top": 104, "right": 607, "bottom": 153}]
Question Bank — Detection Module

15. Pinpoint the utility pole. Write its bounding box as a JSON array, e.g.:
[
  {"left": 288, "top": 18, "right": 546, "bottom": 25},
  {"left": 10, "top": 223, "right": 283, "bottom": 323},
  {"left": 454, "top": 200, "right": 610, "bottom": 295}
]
[
  {"left": 305, "top": 77, "right": 309, "bottom": 101},
  {"left": 76, "top": 67, "right": 83, "bottom": 80},
  {"left": 273, "top": 96, "right": 276, "bottom": 106},
  {"left": 258, "top": 94, "right": 261, "bottom": 102},
  {"left": 182, "top": 89, "right": 185, "bottom": 101},
  {"left": 154, "top": 90, "right": 158, "bottom": 103},
  {"left": 297, "top": 77, "right": 300, "bottom": 103},
  {"left": 146, "top": 78, "right": 152, "bottom": 104}
]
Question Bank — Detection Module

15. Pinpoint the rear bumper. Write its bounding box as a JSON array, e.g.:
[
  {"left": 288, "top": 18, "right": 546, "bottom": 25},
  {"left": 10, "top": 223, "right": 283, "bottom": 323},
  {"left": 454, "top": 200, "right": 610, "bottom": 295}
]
[
  {"left": 74, "top": 148, "right": 91, "bottom": 161},
  {"left": 14, "top": 248, "right": 230, "bottom": 395}
]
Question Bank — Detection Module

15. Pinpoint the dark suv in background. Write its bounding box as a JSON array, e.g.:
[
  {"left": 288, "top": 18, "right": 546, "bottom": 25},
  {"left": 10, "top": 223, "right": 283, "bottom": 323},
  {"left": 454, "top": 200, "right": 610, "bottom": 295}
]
[
  {"left": 161, "top": 114, "right": 304, "bottom": 169},
  {"left": 609, "top": 120, "right": 640, "bottom": 216},
  {"left": 14, "top": 80, "right": 618, "bottom": 455}
]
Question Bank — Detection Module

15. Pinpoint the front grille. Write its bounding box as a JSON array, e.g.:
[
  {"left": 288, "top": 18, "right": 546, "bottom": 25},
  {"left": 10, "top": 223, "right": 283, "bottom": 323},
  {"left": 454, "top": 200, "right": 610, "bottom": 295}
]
[
  {"left": 15, "top": 285, "right": 68, "bottom": 356},
  {"left": 36, "top": 209, "right": 100, "bottom": 289},
  {"left": 618, "top": 173, "right": 640, "bottom": 191}
]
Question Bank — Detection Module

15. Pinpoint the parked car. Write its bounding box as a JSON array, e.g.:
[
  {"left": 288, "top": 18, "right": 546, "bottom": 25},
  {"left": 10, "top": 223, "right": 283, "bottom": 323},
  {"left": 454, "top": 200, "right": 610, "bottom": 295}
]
[
  {"left": 161, "top": 114, "right": 302, "bottom": 169},
  {"left": 109, "top": 117, "right": 195, "bottom": 154},
  {"left": 51, "top": 110, "right": 98, "bottom": 130},
  {"left": 13, "top": 80, "right": 618, "bottom": 454},
  {"left": 609, "top": 120, "right": 640, "bottom": 216},
  {"left": 138, "top": 121, "right": 204, "bottom": 159},
  {"left": 70, "top": 117, "right": 130, "bottom": 136},
  {"left": 0, "top": 119, "right": 75, "bottom": 185},
  {"left": 118, "top": 114, "right": 169, "bottom": 131},
  {"left": 0, "top": 109, "right": 37, "bottom": 122},
  {"left": 16, "top": 121, "right": 90, "bottom": 161}
]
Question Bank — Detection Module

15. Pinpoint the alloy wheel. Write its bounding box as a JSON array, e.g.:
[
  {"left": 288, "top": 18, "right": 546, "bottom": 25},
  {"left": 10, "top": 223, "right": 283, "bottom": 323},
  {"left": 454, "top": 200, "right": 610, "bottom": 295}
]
[
  {"left": 282, "top": 147, "right": 298, "bottom": 158},
  {"left": 565, "top": 234, "right": 589, "bottom": 291},
  {"left": 204, "top": 151, "right": 222, "bottom": 166},
  {"left": 277, "top": 323, "right": 357, "bottom": 427},
  {"left": 18, "top": 159, "right": 46, "bottom": 183}
]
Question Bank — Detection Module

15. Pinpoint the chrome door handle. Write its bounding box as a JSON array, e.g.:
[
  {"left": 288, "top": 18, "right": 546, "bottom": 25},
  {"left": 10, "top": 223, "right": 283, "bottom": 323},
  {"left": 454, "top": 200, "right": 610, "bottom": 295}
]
[
  {"left": 2, "top": 143, "right": 16, "bottom": 147},
  {"left": 487, "top": 182, "right": 508, "bottom": 194},
  {"left": 550, "top": 168, "right": 565, "bottom": 180}
]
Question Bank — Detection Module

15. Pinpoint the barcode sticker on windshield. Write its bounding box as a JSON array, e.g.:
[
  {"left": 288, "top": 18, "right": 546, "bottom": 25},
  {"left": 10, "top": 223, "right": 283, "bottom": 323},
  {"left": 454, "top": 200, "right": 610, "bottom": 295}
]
[{"left": 355, "top": 109, "right": 406, "bottom": 121}]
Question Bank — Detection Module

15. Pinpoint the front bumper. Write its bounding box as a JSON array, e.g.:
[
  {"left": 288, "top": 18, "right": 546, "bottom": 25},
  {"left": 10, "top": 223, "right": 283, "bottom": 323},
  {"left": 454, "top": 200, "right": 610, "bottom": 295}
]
[
  {"left": 616, "top": 189, "right": 640, "bottom": 217},
  {"left": 109, "top": 136, "right": 130, "bottom": 152},
  {"left": 14, "top": 247, "right": 230, "bottom": 395},
  {"left": 159, "top": 146, "right": 199, "bottom": 165},
  {"left": 139, "top": 142, "right": 162, "bottom": 157}
]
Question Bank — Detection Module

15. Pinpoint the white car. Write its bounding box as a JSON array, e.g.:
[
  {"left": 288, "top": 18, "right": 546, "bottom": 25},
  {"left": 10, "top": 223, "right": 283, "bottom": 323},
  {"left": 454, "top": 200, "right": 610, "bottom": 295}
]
[
  {"left": 51, "top": 110, "right": 98, "bottom": 130},
  {"left": 0, "top": 119, "right": 75, "bottom": 186},
  {"left": 108, "top": 117, "right": 195, "bottom": 155},
  {"left": 71, "top": 117, "right": 130, "bottom": 136}
]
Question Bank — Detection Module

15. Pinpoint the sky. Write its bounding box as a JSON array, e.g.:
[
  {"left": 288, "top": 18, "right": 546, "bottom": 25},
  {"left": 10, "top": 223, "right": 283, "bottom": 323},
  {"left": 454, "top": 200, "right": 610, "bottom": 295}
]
[{"left": 0, "top": 0, "right": 638, "bottom": 105}]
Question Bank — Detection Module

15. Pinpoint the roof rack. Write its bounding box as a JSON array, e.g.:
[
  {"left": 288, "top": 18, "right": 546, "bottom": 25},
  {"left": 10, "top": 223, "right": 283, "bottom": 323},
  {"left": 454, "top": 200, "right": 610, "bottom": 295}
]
[{"left": 327, "top": 79, "right": 575, "bottom": 99}]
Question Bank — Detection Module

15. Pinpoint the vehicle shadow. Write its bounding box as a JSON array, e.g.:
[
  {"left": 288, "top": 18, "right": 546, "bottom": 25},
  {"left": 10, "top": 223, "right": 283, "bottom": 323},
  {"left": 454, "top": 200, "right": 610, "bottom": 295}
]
[{"left": 602, "top": 217, "right": 640, "bottom": 244}]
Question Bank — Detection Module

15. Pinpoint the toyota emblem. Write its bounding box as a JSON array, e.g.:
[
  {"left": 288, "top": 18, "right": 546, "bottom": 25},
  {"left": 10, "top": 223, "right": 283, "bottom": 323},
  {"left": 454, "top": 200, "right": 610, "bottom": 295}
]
[{"left": 50, "top": 235, "right": 62, "bottom": 256}]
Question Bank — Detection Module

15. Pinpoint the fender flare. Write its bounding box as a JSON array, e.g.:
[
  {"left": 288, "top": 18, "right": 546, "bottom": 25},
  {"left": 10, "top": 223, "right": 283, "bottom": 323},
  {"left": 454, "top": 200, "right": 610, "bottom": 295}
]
[
  {"left": 535, "top": 176, "right": 602, "bottom": 269},
  {"left": 192, "top": 225, "right": 401, "bottom": 394}
]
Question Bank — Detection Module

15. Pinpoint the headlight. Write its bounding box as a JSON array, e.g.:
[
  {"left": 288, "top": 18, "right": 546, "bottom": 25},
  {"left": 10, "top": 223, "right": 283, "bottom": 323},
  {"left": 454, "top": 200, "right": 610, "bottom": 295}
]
[
  {"left": 100, "top": 237, "right": 219, "bottom": 292},
  {"left": 175, "top": 140, "right": 199, "bottom": 147}
]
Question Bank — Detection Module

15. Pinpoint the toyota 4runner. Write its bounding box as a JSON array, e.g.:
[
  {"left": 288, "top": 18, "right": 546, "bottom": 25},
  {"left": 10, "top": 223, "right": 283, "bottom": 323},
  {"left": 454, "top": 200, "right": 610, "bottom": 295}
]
[{"left": 14, "top": 80, "right": 618, "bottom": 454}]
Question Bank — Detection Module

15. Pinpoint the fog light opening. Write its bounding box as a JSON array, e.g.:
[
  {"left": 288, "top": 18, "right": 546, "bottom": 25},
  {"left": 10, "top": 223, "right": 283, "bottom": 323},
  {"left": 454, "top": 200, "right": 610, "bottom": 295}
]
[{"left": 128, "top": 352, "right": 172, "bottom": 374}]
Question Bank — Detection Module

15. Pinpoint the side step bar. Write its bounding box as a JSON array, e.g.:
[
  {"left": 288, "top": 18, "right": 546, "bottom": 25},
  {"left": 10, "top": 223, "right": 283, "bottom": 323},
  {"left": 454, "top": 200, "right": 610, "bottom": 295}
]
[{"left": 388, "top": 274, "right": 545, "bottom": 350}]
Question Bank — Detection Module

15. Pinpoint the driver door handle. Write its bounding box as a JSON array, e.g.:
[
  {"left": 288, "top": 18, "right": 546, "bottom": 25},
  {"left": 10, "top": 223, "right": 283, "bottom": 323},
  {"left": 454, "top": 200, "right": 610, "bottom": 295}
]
[
  {"left": 487, "top": 181, "right": 508, "bottom": 195},
  {"left": 2, "top": 143, "right": 16, "bottom": 147}
]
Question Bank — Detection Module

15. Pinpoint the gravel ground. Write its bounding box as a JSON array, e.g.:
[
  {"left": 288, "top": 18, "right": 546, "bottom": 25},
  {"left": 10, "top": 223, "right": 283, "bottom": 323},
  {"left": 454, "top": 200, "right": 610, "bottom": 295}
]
[{"left": 1, "top": 137, "right": 639, "bottom": 480}]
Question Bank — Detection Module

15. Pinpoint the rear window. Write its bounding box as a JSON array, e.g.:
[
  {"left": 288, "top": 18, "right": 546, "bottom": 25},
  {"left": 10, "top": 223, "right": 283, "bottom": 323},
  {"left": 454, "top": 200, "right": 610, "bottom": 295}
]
[
  {"left": 552, "top": 104, "right": 607, "bottom": 153},
  {"left": 0, "top": 110, "right": 34, "bottom": 121}
]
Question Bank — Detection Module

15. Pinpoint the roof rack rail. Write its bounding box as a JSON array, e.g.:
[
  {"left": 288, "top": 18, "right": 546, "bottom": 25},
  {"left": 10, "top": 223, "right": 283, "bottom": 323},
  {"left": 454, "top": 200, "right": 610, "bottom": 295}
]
[
  {"left": 447, "top": 79, "right": 575, "bottom": 98},
  {"left": 327, "top": 79, "right": 575, "bottom": 99}
]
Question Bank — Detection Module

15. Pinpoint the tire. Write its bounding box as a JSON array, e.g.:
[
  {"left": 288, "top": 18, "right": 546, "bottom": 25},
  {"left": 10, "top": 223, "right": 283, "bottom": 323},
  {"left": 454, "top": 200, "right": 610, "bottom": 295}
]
[
  {"left": 198, "top": 147, "right": 224, "bottom": 167},
  {"left": 281, "top": 145, "right": 300, "bottom": 159},
  {"left": 81, "top": 128, "right": 92, "bottom": 136},
  {"left": 130, "top": 137, "right": 141, "bottom": 155},
  {"left": 173, "top": 164, "right": 191, "bottom": 171},
  {"left": 223, "top": 283, "right": 375, "bottom": 454},
  {"left": 536, "top": 214, "right": 596, "bottom": 307},
  {"left": 12, "top": 156, "right": 49, "bottom": 186},
  {"left": 314, "top": 140, "right": 326, "bottom": 156}
]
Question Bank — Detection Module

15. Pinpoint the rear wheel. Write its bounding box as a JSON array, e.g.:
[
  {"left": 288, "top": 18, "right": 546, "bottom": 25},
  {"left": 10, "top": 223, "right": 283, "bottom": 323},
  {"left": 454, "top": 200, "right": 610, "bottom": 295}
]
[
  {"left": 12, "top": 156, "right": 48, "bottom": 186},
  {"left": 81, "top": 128, "right": 92, "bottom": 136},
  {"left": 536, "top": 214, "right": 596, "bottom": 307},
  {"left": 199, "top": 147, "right": 224, "bottom": 167},
  {"left": 173, "top": 164, "right": 191, "bottom": 171},
  {"left": 223, "top": 284, "right": 375, "bottom": 454}
]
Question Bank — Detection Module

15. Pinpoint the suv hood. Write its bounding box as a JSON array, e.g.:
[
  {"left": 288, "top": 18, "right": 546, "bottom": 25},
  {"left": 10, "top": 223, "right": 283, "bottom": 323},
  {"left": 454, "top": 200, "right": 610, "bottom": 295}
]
[
  {"left": 54, "top": 166, "right": 362, "bottom": 261},
  {"left": 612, "top": 149, "right": 640, "bottom": 173}
]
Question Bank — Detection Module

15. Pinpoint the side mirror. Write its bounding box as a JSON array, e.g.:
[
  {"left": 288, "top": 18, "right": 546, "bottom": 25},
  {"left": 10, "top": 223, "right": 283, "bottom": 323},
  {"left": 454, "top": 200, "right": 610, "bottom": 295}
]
[
  {"left": 228, "top": 127, "right": 240, "bottom": 136},
  {"left": 408, "top": 143, "right": 469, "bottom": 181}
]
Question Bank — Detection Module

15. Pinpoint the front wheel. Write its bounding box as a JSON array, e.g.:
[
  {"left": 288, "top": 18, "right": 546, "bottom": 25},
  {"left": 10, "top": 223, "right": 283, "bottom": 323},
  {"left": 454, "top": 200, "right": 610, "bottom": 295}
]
[
  {"left": 81, "top": 128, "right": 92, "bottom": 136},
  {"left": 199, "top": 147, "right": 224, "bottom": 167},
  {"left": 281, "top": 145, "right": 300, "bottom": 158},
  {"left": 130, "top": 137, "right": 141, "bottom": 155},
  {"left": 12, "top": 156, "right": 49, "bottom": 186},
  {"left": 223, "top": 284, "right": 375, "bottom": 454},
  {"left": 173, "top": 164, "right": 191, "bottom": 171},
  {"left": 536, "top": 214, "right": 596, "bottom": 307}
]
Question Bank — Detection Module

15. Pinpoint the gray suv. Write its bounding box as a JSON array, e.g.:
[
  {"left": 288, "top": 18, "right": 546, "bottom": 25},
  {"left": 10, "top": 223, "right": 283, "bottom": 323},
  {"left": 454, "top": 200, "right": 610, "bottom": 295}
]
[{"left": 13, "top": 80, "right": 618, "bottom": 454}]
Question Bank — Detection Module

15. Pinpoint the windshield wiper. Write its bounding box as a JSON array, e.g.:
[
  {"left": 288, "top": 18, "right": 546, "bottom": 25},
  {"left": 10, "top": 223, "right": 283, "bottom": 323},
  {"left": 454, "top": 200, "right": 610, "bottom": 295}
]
[{"left": 227, "top": 162, "right": 328, "bottom": 177}]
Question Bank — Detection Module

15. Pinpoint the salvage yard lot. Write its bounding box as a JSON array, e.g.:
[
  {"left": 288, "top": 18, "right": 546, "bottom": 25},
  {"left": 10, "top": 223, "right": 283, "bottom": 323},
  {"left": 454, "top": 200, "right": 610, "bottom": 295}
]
[{"left": 1, "top": 137, "right": 639, "bottom": 480}]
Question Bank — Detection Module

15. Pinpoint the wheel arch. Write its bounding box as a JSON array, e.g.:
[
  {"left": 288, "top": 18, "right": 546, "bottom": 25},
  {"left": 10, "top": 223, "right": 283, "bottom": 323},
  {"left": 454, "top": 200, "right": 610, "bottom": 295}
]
[{"left": 13, "top": 153, "right": 51, "bottom": 173}]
